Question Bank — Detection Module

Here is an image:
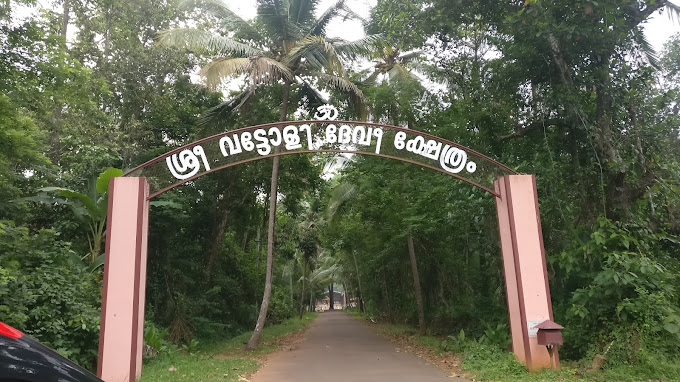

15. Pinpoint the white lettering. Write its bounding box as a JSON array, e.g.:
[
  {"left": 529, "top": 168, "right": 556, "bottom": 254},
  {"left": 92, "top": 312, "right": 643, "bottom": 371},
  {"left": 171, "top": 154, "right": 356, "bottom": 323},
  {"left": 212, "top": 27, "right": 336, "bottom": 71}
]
[
  {"left": 241, "top": 132, "right": 255, "bottom": 151},
  {"left": 283, "top": 125, "right": 302, "bottom": 150},
  {"left": 268, "top": 127, "right": 282, "bottom": 147},
  {"left": 373, "top": 128, "right": 384, "bottom": 154},
  {"left": 338, "top": 125, "right": 352, "bottom": 144},
  {"left": 219, "top": 135, "right": 242, "bottom": 157},
  {"left": 394, "top": 131, "right": 407, "bottom": 150},
  {"left": 440, "top": 145, "right": 468, "bottom": 174},
  {"left": 166, "top": 145, "right": 211, "bottom": 180},
  {"left": 406, "top": 135, "right": 426, "bottom": 154},
  {"left": 326, "top": 124, "right": 338, "bottom": 144},
  {"left": 421, "top": 140, "right": 442, "bottom": 160},
  {"left": 254, "top": 129, "right": 271, "bottom": 155},
  {"left": 352, "top": 126, "right": 368, "bottom": 146},
  {"left": 299, "top": 124, "right": 314, "bottom": 150}
]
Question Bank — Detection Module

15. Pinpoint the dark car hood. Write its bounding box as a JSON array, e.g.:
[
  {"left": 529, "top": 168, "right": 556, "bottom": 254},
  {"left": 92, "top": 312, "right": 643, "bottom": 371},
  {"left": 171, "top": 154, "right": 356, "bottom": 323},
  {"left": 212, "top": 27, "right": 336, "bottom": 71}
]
[{"left": 0, "top": 335, "right": 101, "bottom": 382}]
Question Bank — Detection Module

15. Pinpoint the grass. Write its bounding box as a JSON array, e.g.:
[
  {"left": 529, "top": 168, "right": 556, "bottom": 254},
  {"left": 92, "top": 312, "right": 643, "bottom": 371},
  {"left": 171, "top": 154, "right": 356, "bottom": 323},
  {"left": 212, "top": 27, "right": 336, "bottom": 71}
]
[
  {"left": 140, "top": 313, "right": 318, "bottom": 382},
  {"left": 345, "top": 310, "right": 680, "bottom": 382},
  {"left": 460, "top": 342, "right": 680, "bottom": 382}
]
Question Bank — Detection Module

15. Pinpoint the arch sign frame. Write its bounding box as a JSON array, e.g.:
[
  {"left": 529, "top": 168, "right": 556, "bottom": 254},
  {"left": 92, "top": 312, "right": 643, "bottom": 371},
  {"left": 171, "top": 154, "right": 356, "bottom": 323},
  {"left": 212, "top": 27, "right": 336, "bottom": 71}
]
[{"left": 96, "top": 106, "right": 559, "bottom": 381}]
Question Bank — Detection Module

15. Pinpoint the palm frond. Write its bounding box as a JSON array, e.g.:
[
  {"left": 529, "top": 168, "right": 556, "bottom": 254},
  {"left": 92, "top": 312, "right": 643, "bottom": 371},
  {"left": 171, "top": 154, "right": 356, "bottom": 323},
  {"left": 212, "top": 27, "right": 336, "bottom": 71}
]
[
  {"left": 157, "top": 28, "right": 263, "bottom": 57},
  {"left": 290, "top": 0, "right": 321, "bottom": 27},
  {"left": 334, "top": 34, "right": 390, "bottom": 61},
  {"left": 398, "top": 50, "right": 424, "bottom": 64},
  {"left": 201, "top": 57, "right": 251, "bottom": 88},
  {"left": 296, "top": 77, "right": 328, "bottom": 112},
  {"left": 257, "top": 0, "right": 300, "bottom": 48},
  {"left": 199, "top": 88, "right": 256, "bottom": 127},
  {"left": 315, "top": 73, "right": 366, "bottom": 103},
  {"left": 315, "top": 72, "right": 368, "bottom": 119},
  {"left": 178, "top": 0, "right": 262, "bottom": 41},
  {"left": 307, "top": 0, "right": 362, "bottom": 36},
  {"left": 359, "top": 69, "right": 380, "bottom": 86},
  {"left": 248, "top": 56, "right": 295, "bottom": 85},
  {"left": 664, "top": 1, "right": 680, "bottom": 24},
  {"left": 327, "top": 182, "right": 356, "bottom": 222},
  {"left": 636, "top": 31, "right": 660, "bottom": 69},
  {"left": 200, "top": 56, "right": 293, "bottom": 88},
  {"left": 286, "top": 35, "right": 344, "bottom": 74},
  {"left": 388, "top": 62, "right": 423, "bottom": 85}
]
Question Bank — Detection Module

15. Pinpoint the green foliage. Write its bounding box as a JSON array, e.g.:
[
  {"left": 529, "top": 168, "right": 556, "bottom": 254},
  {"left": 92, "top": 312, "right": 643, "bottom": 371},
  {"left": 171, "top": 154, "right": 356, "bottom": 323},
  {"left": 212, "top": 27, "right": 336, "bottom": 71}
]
[
  {"left": 19, "top": 167, "right": 122, "bottom": 265},
  {"left": 462, "top": 342, "right": 539, "bottom": 381},
  {"left": 0, "top": 221, "right": 101, "bottom": 369},
  {"left": 439, "top": 329, "right": 468, "bottom": 353},
  {"left": 144, "top": 321, "right": 176, "bottom": 358},
  {"left": 479, "top": 321, "right": 512, "bottom": 351},
  {"left": 0, "top": 94, "right": 50, "bottom": 220},
  {"left": 2, "top": 0, "right": 680, "bottom": 375},
  {"left": 555, "top": 217, "right": 680, "bottom": 364},
  {"left": 266, "top": 288, "right": 294, "bottom": 325}
]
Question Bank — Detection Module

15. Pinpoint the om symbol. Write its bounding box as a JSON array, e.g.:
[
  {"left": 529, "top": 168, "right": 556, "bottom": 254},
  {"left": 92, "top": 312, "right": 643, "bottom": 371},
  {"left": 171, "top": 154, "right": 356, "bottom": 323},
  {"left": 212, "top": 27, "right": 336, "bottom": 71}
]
[{"left": 314, "top": 104, "right": 339, "bottom": 121}]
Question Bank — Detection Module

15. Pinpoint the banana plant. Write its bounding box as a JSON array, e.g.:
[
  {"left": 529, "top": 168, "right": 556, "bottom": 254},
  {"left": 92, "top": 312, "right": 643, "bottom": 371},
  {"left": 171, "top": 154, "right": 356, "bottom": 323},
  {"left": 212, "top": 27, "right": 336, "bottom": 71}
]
[{"left": 19, "top": 168, "right": 122, "bottom": 270}]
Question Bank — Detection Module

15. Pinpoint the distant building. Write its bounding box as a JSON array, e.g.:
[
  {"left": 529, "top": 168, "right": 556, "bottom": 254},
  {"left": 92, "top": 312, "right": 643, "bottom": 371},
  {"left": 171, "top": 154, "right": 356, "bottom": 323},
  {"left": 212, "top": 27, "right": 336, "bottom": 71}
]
[{"left": 316, "top": 291, "right": 351, "bottom": 311}]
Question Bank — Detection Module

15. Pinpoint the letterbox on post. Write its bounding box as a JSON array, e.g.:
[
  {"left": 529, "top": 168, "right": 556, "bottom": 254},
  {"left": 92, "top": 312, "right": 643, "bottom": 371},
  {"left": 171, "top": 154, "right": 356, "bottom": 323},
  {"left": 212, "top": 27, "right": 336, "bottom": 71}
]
[
  {"left": 535, "top": 319, "right": 563, "bottom": 369},
  {"left": 536, "top": 320, "right": 563, "bottom": 346}
]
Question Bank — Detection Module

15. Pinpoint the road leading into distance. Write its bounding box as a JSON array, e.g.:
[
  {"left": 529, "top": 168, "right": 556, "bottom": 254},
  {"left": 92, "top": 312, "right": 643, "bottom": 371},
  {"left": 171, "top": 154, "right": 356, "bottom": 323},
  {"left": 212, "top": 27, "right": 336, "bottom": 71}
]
[{"left": 249, "top": 311, "right": 470, "bottom": 382}]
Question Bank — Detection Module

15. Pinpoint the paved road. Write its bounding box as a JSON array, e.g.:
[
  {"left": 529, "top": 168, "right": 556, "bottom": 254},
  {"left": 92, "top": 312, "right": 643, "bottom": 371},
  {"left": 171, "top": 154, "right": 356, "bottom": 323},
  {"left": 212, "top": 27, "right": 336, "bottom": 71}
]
[{"left": 250, "top": 311, "right": 470, "bottom": 382}]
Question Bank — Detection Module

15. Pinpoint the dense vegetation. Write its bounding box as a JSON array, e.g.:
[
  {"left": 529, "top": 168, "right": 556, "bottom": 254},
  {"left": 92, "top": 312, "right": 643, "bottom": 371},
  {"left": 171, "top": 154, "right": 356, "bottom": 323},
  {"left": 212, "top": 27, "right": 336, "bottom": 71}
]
[{"left": 1, "top": 0, "right": 679, "bottom": 378}]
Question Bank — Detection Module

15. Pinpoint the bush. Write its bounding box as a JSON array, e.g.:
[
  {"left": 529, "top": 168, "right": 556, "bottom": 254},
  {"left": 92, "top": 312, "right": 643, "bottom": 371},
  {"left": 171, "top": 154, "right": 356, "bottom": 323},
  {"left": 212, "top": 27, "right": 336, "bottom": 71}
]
[
  {"left": 0, "top": 221, "right": 101, "bottom": 369},
  {"left": 556, "top": 217, "right": 680, "bottom": 364},
  {"left": 266, "top": 288, "right": 293, "bottom": 325}
]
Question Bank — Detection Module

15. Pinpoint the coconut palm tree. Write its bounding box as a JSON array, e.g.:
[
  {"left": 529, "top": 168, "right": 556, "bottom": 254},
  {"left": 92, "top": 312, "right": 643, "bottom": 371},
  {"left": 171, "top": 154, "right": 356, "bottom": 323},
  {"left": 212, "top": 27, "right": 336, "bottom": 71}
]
[
  {"left": 361, "top": 46, "right": 425, "bottom": 87},
  {"left": 310, "top": 250, "right": 343, "bottom": 309},
  {"left": 158, "top": 0, "right": 383, "bottom": 349}
]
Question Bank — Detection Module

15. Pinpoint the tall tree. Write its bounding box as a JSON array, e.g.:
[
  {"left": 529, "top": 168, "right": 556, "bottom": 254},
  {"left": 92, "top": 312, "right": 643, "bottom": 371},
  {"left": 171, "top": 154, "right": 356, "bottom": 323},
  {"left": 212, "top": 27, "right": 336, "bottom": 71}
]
[{"left": 159, "top": 0, "right": 381, "bottom": 349}]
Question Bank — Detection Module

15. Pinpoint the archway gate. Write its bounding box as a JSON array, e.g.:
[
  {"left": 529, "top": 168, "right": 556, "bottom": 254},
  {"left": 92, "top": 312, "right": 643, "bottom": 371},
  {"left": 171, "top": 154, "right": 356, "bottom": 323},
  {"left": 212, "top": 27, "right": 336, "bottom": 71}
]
[{"left": 97, "top": 109, "right": 559, "bottom": 381}]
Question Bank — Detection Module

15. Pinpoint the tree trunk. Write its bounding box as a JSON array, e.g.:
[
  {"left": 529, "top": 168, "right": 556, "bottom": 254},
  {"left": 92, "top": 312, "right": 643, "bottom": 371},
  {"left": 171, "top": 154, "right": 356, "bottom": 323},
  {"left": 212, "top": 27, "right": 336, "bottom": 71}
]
[
  {"left": 61, "top": 0, "right": 70, "bottom": 37},
  {"left": 246, "top": 154, "right": 280, "bottom": 349},
  {"left": 352, "top": 251, "right": 365, "bottom": 313},
  {"left": 246, "top": 81, "right": 291, "bottom": 350},
  {"left": 383, "top": 269, "right": 393, "bottom": 323},
  {"left": 205, "top": 208, "right": 229, "bottom": 281},
  {"left": 328, "top": 284, "right": 335, "bottom": 310},
  {"left": 242, "top": 230, "right": 249, "bottom": 252},
  {"left": 48, "top": 0, "right": 70, "bottom": 166},
  {"left": 104, "top": 7, "right": 111, "bottom": 58},
  {"left": 246, "top": 82, "right": 290, "bottom": 350},
  {"left": 342, "top": 282, "right": 348, "bottom": 309},
  {"left": 299, "top": 257, "right": 307, "bottom": 319},
  {"left": 289, "top": 262, "right": 294, "bottom": 308},
  {"left": 256, "top": 225, "right": 261, "bottom": 253},
  {"left": 255, "top": 222, "right": 262, "bottom": 319},
  {"left": 407, "top": 227, "right": 426, "bottom": 335}
]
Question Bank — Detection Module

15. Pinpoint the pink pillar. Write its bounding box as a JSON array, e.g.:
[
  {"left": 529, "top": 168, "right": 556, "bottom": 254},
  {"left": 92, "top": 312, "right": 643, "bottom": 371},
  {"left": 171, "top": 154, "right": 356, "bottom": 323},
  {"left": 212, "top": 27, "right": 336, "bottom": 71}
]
[
  {"left": 97, "top": 177, "right": 150, "bottom": 382},
  {"left": 494, "top": 175, "right": 558, "bottom": 371}
]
